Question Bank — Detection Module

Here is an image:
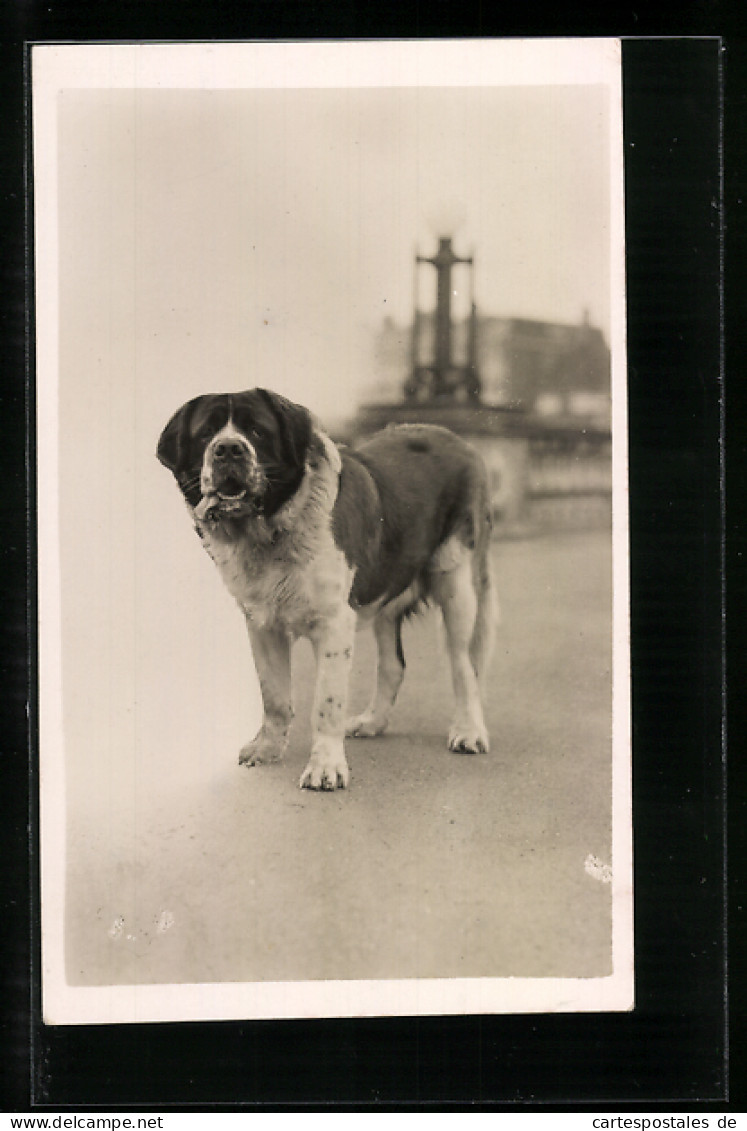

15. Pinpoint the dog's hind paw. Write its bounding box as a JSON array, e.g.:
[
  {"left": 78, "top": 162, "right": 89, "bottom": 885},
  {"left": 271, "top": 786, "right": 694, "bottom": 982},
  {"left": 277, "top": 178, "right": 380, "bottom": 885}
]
[
  {"left": 299, "top": 737, "right": 350, "bottom": 790},
  {"left": 447, "top": 722, "right": 489, "bottom": 756},
  {"left": 345, "top": 710, "right": 388, "bottom": 738}
]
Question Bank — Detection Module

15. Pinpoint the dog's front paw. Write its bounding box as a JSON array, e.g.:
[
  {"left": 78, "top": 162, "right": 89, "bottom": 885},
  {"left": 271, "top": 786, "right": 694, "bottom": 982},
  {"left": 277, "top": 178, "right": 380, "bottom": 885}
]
[
  {"left": 299, "top": 737, "right": 350, "bottom": 791},
  {"left": 239, "top": 725, "right": 288, "bottom": 767},
  {"left": 447, "top": 720, "right": 490, "bottom": 755},
  {"left": 345, "top": 710, "right": 388, "bottom": 738}
]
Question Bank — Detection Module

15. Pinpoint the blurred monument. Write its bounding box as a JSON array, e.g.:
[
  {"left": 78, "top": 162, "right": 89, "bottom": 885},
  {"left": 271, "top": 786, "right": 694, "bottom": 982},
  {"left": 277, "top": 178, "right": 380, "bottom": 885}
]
[
  {"left": 354, "top": 235, "right": 613, "bottom": 535},
  {"left": 406, "top": 237, "right": 480, "bottom": 403}
]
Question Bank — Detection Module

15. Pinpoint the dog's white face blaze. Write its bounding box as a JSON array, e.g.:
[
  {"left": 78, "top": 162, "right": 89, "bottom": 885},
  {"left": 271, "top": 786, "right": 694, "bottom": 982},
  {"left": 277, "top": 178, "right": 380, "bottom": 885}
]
[{"left": 200, "top": 421, "right": 265, "bottom": 499}]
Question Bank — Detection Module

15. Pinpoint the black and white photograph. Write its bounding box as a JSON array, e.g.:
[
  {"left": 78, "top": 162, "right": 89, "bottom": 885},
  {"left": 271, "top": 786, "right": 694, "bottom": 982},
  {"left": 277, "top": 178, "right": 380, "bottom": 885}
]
[{"left": 34, "top": 39, "right": 632, "bottom": 1024}]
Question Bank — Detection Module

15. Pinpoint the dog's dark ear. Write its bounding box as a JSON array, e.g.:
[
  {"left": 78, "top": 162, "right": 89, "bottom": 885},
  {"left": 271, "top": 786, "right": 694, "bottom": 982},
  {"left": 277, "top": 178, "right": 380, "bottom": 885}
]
[
  {"left": 255, "top": 388, "right": 313, "bottom": 469},
  {"left": 156, "top": 397, "right": 202, "bottom": 474}
]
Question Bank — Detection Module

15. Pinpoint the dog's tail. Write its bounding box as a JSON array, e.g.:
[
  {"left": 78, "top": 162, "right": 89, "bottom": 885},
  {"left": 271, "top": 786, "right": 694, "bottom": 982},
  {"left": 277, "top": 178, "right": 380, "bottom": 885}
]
[{"left": 469, "top": 499, "right": 498, "bottom": 687}]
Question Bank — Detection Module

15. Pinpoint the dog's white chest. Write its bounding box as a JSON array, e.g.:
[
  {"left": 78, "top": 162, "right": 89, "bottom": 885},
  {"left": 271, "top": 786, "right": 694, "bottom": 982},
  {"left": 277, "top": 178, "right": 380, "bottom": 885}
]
[{"left": 198, "top": 521, "right": 351, "bottom": 635}]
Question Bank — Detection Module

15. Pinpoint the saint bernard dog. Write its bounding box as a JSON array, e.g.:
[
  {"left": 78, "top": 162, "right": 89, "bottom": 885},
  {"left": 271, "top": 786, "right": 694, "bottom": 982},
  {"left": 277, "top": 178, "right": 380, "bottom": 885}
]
[{"left": 157, "top": 388, "right": 497, "bottom": 791}]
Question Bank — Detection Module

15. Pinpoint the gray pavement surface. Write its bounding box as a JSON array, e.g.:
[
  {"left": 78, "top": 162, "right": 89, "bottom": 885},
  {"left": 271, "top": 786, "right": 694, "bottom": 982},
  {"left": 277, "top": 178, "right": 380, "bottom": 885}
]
[{"left": 65, "top": 530, "right": 613, "bottom": 986}]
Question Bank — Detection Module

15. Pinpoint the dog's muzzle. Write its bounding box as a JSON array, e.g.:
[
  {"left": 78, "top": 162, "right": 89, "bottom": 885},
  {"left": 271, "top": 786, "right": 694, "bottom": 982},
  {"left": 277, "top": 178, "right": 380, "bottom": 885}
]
[{"left": 197, "top": 434, "right": 266, "bottom": 519}]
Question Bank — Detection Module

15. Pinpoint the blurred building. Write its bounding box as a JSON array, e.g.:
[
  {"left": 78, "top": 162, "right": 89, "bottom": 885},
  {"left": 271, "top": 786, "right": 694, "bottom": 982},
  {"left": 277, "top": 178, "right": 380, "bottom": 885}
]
[
  {"left": 352, "top": 238, "right": 613, "bottom": 537},
  {"left": 368, "top": 309, "right": 611, "bottom": 427}
]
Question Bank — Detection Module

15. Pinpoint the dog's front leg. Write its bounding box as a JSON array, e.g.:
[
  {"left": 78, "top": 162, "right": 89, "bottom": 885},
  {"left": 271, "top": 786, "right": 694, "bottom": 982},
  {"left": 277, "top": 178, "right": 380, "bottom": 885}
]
[
  {"left": 299, "top": 606, "right": 356, "bottom": 790},
  {"left": 239, "top": 623, "right": 293, "bottom": 767}
]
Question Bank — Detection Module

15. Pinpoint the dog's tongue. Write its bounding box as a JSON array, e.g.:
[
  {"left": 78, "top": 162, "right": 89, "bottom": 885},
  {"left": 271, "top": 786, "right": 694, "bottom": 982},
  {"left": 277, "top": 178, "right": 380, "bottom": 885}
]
[{"left": 194, "top": 493, "right": 255, "bottom": 521}]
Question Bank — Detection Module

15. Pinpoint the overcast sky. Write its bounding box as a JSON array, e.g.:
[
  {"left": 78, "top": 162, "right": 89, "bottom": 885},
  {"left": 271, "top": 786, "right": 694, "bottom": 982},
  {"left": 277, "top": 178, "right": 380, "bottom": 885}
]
[{"left": 58, "top": 81, "right": 612, "bottom": 425}]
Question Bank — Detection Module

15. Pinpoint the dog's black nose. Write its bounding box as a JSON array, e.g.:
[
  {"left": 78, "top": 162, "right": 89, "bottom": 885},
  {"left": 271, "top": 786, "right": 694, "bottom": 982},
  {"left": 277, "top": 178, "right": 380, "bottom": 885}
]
[{"left": 214, "top": 441, "right": 245, "bottom": 459}]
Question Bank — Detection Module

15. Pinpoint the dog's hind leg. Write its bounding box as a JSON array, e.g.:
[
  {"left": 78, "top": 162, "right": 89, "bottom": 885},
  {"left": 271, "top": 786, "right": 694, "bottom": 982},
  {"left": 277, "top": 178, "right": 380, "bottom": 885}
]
[
  {"left": 430, "top": 551, "right": 490, "bottom": 755},
  {"left": 345, "top": 610, "right": 406, "bottom": 738},
  {"left": 469, "top": 543, "right": 498, "bottom": 691}
]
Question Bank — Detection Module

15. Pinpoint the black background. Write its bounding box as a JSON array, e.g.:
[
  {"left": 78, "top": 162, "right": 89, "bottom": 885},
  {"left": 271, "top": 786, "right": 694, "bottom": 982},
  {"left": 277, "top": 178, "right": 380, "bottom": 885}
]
[{"left": 0, "top": 1, "right": 740, "bottom": 1112}]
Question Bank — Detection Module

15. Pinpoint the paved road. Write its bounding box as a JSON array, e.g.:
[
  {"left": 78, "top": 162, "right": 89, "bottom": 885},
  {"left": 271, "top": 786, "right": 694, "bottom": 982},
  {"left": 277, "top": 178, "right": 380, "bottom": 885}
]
[{"left": 65, "top": 530, "right": 615, "bottom": 993}]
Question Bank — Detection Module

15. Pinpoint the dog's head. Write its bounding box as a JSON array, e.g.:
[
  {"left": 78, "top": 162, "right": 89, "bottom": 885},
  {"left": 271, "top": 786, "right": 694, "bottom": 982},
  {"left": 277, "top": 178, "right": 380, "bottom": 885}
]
[{"left": 157, "top": 388, "right": 314, "bottom": 520}]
